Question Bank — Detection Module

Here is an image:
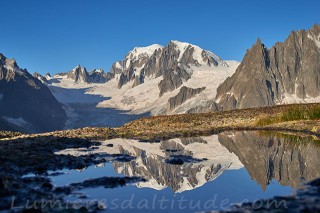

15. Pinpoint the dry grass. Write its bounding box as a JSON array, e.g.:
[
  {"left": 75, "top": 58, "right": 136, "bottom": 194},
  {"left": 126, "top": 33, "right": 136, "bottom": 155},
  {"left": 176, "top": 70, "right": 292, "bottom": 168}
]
[
  {"left": 2, "top": 103, "right": 320, "bottom": 141},
  {"left": 116, "top": 103, "right": 320, "bottom": 139},
  {"left": 256, "top": 104, "right": 320, "bottom": 126},
  {"left": 0, "top": 131, "right": 23, "bottom": 139}
]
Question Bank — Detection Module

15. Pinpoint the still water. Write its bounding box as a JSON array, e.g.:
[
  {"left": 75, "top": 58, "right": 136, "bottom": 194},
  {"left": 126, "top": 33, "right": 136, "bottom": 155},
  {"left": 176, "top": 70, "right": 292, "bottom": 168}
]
[{"left": 52, "top": 131, "right": 320, "bottom": 212}]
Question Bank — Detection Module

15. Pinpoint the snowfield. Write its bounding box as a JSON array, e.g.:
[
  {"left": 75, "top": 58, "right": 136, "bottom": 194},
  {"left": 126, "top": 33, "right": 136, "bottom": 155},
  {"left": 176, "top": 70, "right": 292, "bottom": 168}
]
[{"left": 48, "top": 60, "right": 239, "bottom": 129}]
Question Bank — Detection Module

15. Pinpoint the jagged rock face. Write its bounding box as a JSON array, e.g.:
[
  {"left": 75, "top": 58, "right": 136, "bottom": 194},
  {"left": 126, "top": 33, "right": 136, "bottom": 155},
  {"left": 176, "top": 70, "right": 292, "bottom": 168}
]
[
  {"left": 110, "top": 44, "right": 163, "bottom": 89},
  {"left": 157, "top": 41, "right": 227, "bottom": 96},
  {"left": 117, "top": 73, "right": 128, "bottom": 88},
  {"left": 0, "top": 53, "right": 66, "bottom": 133},
  {"left": 60, "top": 67, "right": 109, "bottom": 84},
  {"left": 110, "top": 41, "right": 227, "bottom": 96},
  {"left": 186, "top": 100, "right": 221, "bottom": 114},
  {"left": 158, "top": 65, "right": 191, "bottom": 96},
  {"left": 216, "top": 24, "right": 320, "bottom": 110},
  {"left": 33, "top": 72, "right": 48, "bottom": 84},
  {"left": 219, "top": 131, "right": 320, "bottom": 189},
  {"left": 0, "top": 54, "right": 21, "bottom": 81},
  {"left": 168, "top": 86, "right": 206, "bottom": 110},
  {"left": 67, "top": 65, "right": 90, "bottom": 84},
  {"left": 88, "top": 69, "right": 108, "bottom": 83}
]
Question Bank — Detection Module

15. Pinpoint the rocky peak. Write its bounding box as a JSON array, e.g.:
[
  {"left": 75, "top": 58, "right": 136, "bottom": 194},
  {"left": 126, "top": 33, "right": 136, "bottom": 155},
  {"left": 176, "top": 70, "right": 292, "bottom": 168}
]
[
  {"left": 216, "top": 24, "right": 320, "bottom": 110},
  {"left": 308, "top": 24, "right": 320, "bottom": 48},
  {"left": 169, "top": 40, "right": 228, "bottom": 67},
  {"left": 110, "top": 44, "right": 164, "bottom": 89},
  {"left": 0, "top": 53, "right": 66, "bottom": 132},
  {"left": 33, "top": 72, "right": 48, "bottom": 84},
  {"left": 44, "top": 73, "right": 51, "bottom": 80},
  {"left": 67, "top": 65, "right": 90, "bottom": 84},
  {"left": 0, "top": 54, "right": 27, "bottom": 81},
  {"left": 88, "top": 68, "right": 108, "bottom": 83},
  {"left": 111, "top": 40, "right": 228, "bottom": 96},
  {"left": 126, "top": 44, "right": 163, "bottom": 61}
]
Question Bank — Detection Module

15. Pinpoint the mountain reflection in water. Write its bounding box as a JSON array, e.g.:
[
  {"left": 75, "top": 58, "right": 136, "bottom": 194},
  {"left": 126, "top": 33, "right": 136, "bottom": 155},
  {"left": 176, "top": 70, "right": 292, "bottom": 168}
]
[
  {"left": 52, "top": 131, "right": 320, "bottom": 212},
  {"left": 219, "top": 131, "right": 320, "bottom": 190},
  {"left": 57, "top": 135, "right": 243, "bottom": 192}
]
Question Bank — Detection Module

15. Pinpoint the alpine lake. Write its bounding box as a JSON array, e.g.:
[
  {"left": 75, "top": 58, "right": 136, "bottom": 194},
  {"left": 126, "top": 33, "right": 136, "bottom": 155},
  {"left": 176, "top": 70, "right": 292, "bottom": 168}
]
[{"left": 10, "top": 130, "right": 319, "bottom": 212}]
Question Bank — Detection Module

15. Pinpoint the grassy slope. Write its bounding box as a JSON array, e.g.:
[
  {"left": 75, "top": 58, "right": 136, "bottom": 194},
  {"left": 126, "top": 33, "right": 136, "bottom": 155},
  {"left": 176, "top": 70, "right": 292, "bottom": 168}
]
[
  {"left": 116, "top": 103, "right": 320, "bottom": 139},
  {"left": 1, "top": 103, "right": 320, "bottom": 141}
]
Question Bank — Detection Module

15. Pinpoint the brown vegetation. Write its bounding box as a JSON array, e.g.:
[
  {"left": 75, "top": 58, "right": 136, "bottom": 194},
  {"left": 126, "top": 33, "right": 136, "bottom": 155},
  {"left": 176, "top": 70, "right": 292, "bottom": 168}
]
[{"left": 1, "top": 103, "right": 319, "bottom": 141}]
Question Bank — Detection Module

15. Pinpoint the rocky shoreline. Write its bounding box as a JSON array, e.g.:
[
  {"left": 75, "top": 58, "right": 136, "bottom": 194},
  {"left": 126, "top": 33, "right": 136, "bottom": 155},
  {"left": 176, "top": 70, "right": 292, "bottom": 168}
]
[{"left": 0, "top": 104, "right": 320, "bottom": 212}]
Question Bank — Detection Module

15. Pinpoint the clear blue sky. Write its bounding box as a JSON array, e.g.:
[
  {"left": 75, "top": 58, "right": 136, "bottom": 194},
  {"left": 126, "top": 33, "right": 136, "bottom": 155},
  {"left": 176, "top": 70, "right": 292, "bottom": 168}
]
[{"left": 0, "top": 0, "right": 319, "bottom": 75}]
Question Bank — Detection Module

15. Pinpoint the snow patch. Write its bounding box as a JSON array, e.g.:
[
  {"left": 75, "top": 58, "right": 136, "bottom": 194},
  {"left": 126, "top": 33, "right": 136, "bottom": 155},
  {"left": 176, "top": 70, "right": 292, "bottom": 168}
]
[
  {"left": 127, "top": 44, "right": 163, "bottom": 61},
  {"left": 45, "top": 75, "right": 52, "bottom": 80},
  {"left": 115, "top": 62, "right": 123, "bottom": 69},
  {"left": 171, "top": 40, "right": 228, "bottom": 67},
  {"left": 3, "top": 116, "right": 31, "bottom": 127},
  {"left": 171, "top": 40, "right": 191, "bottom": 61},
  {"left": 278, "top": 92, "right": 320, "bottom": 104},
  {"left": 137, "top": 179, "right": 166, "bottom": 191}
]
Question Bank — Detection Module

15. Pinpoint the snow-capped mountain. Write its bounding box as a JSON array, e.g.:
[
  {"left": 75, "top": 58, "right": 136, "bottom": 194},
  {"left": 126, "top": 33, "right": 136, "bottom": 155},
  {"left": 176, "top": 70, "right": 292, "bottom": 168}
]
[
  {"left": 97, "top": 41, "right": 238, "bottom": 115},
  {"left": 109, "top": 40, "right": 229, "bottom": 94},
  {"left": 46, "top": 40, "right": 239, "bottom": 129},
  {"left": 2, "top": 25, "right": 320, "bottom": 132},
  {"left": 0, "top": 53, "right": 66, "bottom": 133}
]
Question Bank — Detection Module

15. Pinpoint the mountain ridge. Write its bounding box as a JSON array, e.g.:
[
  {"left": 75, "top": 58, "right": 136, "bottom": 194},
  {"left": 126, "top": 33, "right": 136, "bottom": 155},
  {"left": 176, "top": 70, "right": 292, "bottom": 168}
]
[
  {"left": 0, "top": 53, "right": 66, "bottom": 133},
  {"left": 216, "top": 24, "right": 320, "bottom": 110}
]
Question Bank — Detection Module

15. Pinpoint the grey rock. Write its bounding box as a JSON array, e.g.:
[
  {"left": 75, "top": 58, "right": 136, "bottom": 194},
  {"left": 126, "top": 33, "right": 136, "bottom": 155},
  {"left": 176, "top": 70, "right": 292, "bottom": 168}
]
[
  {"left": 216, "top": 24, "right": 320, "bottom": 110},
  {"left": 118, "top": 73, "right": 128, "bottom": 89},
  {"left": 32, "top": 72, "right": 48, "bottom": 84},
  {"left": 186, "top": 100, "right": 221, "bottom": 114},
  {"left": 168, "top": 86, "right": 206, "bottom": 110},
  {"left": 88, "top": 69, "right": 108, "bottom": 83},
  {"left": 132, "top": 74, "right": 144, "bottom": 87},
  {"left": 109, "top": 40, "right": 227, "bottom": 96},
  {"left": 0, "top": 53, "right": 66, "bottom": 133},
  {"left": 107, "top": 61, "right": 123, "bottom": 82},
  {"left": 113, "top": 46, "right": 161, "bottom": 88},
  {"left": 159, "top": 65, "right": 192, "bottom": 96},
  {"left": 67, "top": 65, "right": 90, "bottom": 84}
]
